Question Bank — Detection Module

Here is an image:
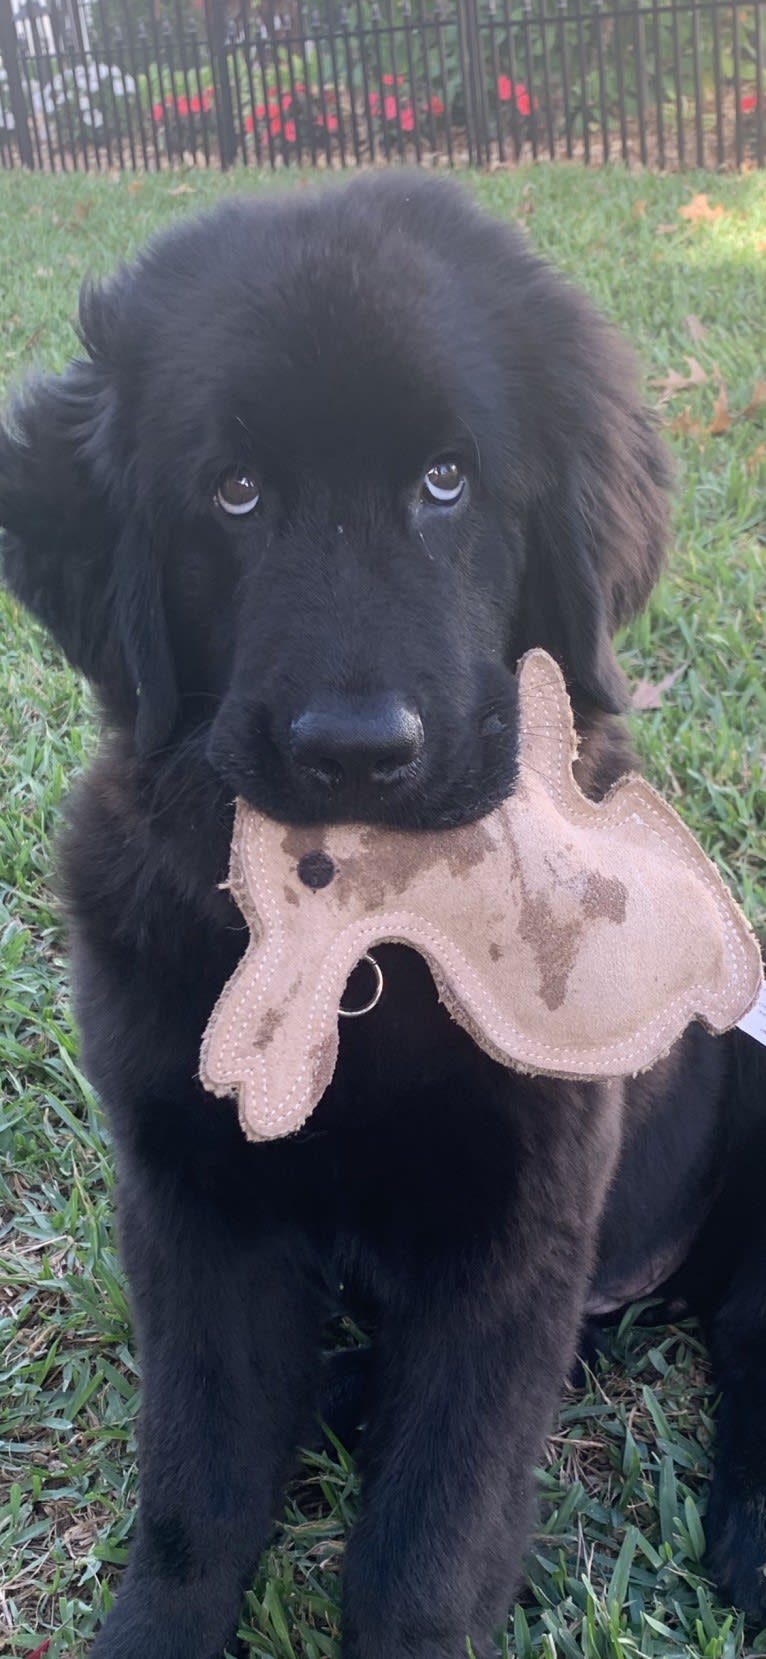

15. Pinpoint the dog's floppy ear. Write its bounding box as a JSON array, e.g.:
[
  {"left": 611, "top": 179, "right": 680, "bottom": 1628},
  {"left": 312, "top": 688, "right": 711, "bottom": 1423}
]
[
  {"left": 515, "top": 282, "right": 673, "bottom": 714},
  {"left": 0, "top": 281, "right": 178, "bottom": 756}
]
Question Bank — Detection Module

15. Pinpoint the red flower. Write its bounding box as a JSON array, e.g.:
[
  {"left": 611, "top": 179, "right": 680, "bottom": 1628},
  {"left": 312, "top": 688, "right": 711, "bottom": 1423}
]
[
  {"left": 428, "top": 94, "right": 444, "bottom": 116},
  {"left": 326, "top": 113, "right": 338, "bottom": 132},
  {"left": 254, "top": 102, "right": 266, "bottom": 118},
  {"left": 244, "top": 111, "right": 254, "bottom": 131},
  {"left": 382, "top": 73, "right": 405, "bottom": 86},
  {"left": 400, "top": 103, "right": 415, "bottom": 131},
  {"left": 497, "top": 75, "right": 534, "bottom": 115},
  {"left": 151, "top": 101, "right": 164, "bottom": 121},
  {"left": 188, "top": 90, "right": 213, "bottom": 115},
  {"left": 368, "top": 90, "right": 380, "bottom": 115},
  {"left": 740, "top": 91, "right": 758, "bottom": 113},
  {"left": 281, "top": 92, "right": 293, "bottom": 110},
  {"left": 267, "top": 99, "right": 279, "bottom": 117},
  {"left": 176, "top": 95, "right": 189, "bottom": 117},
  {"left": 269, "top": 114, "right": 282, "bottom": 134},
  {"left": 284, "top": 119, "right": 297, "bottom": 141},
  {"left": 384, "top": 95, "right": 397, "bottom": 120}
]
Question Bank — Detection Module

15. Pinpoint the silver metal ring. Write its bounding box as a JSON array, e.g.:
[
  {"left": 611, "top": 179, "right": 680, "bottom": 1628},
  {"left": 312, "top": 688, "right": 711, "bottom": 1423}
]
[{"left": 339, "top": 952, "right": 384, "bottom": 1018}]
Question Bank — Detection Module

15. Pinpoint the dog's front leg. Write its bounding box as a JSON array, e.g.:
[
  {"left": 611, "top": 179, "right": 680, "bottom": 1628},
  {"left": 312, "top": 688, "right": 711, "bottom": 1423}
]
[
  {"left": 342, "top": 1080, "right": 623, "bottom": 1659},
  {"left": 89, "top": 1164, "right": 323, "bottom": 1659}
]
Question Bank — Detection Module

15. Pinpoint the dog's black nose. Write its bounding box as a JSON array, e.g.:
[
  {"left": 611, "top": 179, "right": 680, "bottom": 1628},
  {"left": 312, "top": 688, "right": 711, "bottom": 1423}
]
[{"left": 290, "top": 695, "right": 424, "bottom": 791}]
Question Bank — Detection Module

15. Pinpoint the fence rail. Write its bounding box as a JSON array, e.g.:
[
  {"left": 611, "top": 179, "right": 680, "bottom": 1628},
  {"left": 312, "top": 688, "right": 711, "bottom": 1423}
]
[{"left": 0, "top": 0, "right": 763, "bottom": 172}]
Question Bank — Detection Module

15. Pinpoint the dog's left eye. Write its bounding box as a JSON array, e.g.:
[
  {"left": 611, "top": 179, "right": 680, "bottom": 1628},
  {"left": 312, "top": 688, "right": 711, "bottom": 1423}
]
[
  {"left": 421, "top": 459, "right": 466, "bottom": 506},
  {"left": 215, "top": 471, "right": 261, "bottom": 516}
]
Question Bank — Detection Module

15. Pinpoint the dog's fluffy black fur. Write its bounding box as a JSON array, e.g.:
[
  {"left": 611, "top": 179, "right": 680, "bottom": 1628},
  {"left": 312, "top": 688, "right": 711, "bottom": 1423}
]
[{"left": 2, "top": 173, "right": 765, "bottom": 1659}]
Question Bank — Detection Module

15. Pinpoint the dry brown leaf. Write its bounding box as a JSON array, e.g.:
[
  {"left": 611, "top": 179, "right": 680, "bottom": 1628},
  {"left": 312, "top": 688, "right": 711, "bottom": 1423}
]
[
  {"left": 667, "top": 409, "right": 704, "bottom": 438},
  {"left": 685, "top": 356, "right": 707, "bottom": 385},
  {"left": 709, "top": 381, "right": 730, "bottom": 436},
  {"left": 631, "top": 199, "right": 647, "bottom": 219},
  {"left": 653, "top": 370, "right": 688, "bottom": 403},
  {"left": 742, "top": 380, "right": 766, "bottom": 420},
  {"left": 678, "top": 193, "right": 725, "bottom": 224},
  {"left": 685, "top": 314, "right": 706, "bottom": 344},
  {"left": 652, "top": 357, "right": 708, "bottom": 406},
  {"left": 630, "top": 667, "right": 685, "bottom": 711},
  {"left": 746, "top": 442, "right": 766, "bottom": 475}
]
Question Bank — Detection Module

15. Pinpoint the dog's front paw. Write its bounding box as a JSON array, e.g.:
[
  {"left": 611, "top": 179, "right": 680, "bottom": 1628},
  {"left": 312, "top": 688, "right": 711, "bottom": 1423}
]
[
  {"left": 706, "top": 1474, "right": 766, "bottom": 1625},
  {"left": 87, "top": 1584, "right": 242, "bottom": 1659}
]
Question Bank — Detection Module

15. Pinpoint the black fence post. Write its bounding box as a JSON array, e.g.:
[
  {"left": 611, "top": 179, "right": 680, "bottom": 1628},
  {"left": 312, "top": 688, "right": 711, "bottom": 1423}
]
[
  {"left": 458, "top": 0, "right": 490, "bottom": 163},
  {"left": 0, "top": 0, "right": 34, "bottom": 167},
  {"left": 204, "top": 0, "right": 237, "bottom": 167},
  {"left": 0, "top": 0, "right": 762, "bottom": 176}
]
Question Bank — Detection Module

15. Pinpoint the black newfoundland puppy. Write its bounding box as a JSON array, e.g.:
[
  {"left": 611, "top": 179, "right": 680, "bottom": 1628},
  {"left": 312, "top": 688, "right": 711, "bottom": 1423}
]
[{"left": 2, "top": 173, "right": 765, "bottom": 1659}]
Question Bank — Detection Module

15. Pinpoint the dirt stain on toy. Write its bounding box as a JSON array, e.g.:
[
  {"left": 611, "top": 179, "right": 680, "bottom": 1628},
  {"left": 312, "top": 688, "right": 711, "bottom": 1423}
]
[
  {"left": 329, "top": 821, "right": 495, "bottom": 911},
  {"left": 310, "top": 1034, "right": 336, "bottom": 1100},
  {"left": 252, "top": 1004, "right": 287, "bottom": 1051},
  {"left": 281, "top": 825, "right": 327, "bottom": 862},
  {"left": 519, "top": 891, "right": 581, "bottom": 1011},
  {"left": 582, "top": 871, "right": 627, "bottom": 923}
]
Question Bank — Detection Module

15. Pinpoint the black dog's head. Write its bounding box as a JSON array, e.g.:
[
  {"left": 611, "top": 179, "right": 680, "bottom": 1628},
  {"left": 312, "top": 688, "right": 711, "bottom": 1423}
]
[{"left": 0, "top": 174, "right": 671, "bottom": 829}]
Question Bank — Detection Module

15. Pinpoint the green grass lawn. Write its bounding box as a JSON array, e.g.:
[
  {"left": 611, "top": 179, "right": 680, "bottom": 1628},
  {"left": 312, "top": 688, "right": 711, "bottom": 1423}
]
[{"left": 1, "top": 163, "right": 764, "bottom": 1659}]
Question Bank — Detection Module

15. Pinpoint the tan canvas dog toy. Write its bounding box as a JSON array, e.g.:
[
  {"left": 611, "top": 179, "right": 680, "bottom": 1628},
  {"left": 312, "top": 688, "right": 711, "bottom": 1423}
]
[{"left": 200, "top": 649, "right": 762, "bottom": 1142}]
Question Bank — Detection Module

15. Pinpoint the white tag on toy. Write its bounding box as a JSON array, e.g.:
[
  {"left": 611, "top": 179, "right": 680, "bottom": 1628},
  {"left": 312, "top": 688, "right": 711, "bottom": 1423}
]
[{"left": 738, "top": 982, "right": 766, "bottom": 1048}]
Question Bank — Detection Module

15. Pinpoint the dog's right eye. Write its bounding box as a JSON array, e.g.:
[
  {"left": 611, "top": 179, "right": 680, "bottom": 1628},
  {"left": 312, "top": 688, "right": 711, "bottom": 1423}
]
[
  {"left": 421, "top": 458, "right": 466, "bottom": 507},
  {"left": 215, "top": 471, "right": 261, "bottom": 516}
]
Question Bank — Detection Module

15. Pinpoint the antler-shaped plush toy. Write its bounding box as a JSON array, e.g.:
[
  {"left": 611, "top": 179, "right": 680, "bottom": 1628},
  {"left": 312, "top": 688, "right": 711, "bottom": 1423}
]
[{"left": 200, "top": 649, "right": 762, "bottom": 1142}]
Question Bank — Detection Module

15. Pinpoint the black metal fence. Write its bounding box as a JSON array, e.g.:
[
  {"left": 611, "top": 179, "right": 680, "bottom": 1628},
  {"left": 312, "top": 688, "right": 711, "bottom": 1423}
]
[{"left": 0, "top": 0, "right": 763, "bottom": 172}]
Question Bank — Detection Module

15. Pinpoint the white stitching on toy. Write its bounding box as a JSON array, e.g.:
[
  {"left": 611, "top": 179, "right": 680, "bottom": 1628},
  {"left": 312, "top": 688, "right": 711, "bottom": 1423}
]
[
  {"left": 220, "top": 867, "right": 750, "bottom": 1132},
  {"left": 518, "top": 660, "right": 750, "bottom": 1006},
  {"left": 200, "top": 651, "right": 759, "bottom": 1136},
  {"left": 208, "top": 799, "right": 753, "bottom": 1130}
]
